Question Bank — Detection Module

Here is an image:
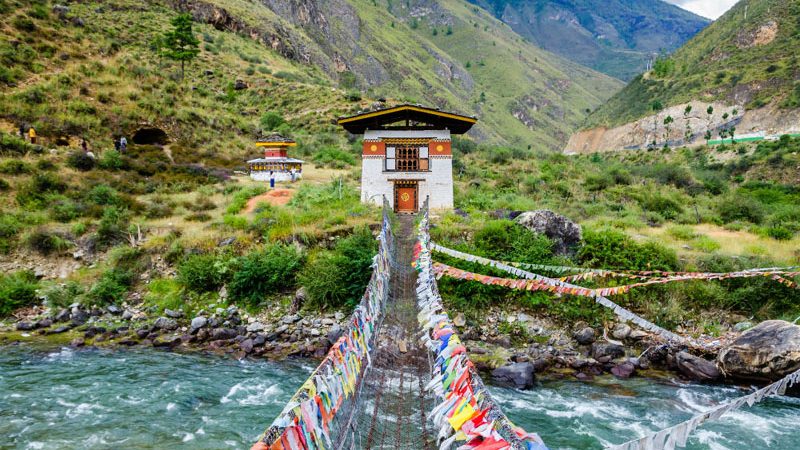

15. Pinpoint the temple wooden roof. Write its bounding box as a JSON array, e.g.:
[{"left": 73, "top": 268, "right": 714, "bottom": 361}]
[
  {"left": 256, "top": 133, "right": 296, "bottom": 147},
  {"left": 337, "top": 104, "right": 477, "bottom": 135}
]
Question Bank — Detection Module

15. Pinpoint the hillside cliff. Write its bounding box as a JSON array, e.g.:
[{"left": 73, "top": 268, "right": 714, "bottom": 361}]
[
  {"left": 570, "top": 0, "right": 800, "bottom": 152},
  {"left": 467, "top": 0, "right": 709, "bottom": 80}
]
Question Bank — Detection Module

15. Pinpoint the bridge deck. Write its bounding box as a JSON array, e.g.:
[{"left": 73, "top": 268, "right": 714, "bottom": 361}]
[{"left": 354, "top": 215, "right": 433, "bottom": 449}]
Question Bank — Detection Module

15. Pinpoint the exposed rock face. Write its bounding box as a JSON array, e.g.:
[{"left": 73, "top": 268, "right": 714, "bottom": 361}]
[
  {"left": 676, "top": 351, "right": 720, "bottom": 382},
  {"left": 515, "top": 210, "right": 582, "bottom": 255},
  {"left": 491, "top": 362, "right": 536, "bottom": 389},
  {"left": 718, "top": 320, "right": 800, "bottom": 382}
]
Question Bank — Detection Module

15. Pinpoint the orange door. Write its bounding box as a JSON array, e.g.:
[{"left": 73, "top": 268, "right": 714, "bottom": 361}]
[{"left": 395, "top": 186, "right": 417, "bottom": 213}]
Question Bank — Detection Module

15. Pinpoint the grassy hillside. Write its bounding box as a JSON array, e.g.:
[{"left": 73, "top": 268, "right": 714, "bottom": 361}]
[
  {"left": 468, "top": 0, "right": 709, "bottom": 80},
  {"left": 585, "top": 0, "right": 800, "bottom": 128}
]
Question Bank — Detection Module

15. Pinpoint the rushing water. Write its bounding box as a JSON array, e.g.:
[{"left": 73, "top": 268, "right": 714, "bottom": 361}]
[{"left": 1, "top": 347, "right": 799, "bottom": 450}]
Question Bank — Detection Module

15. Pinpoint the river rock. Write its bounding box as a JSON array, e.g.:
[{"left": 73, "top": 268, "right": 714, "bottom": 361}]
[
  {"left": 334, "top": 312, "right": 345, "bottom": 321},
  {"left": 48, "top": 325, "right": 71, "bottom": 334},
  {"left": 676, "top": 351, "right": 720, "bottom": 381},
  {"left": 611, "top": 362, "right": 636, "bottom": 379},
  {"left": 327, "top": 324, "right": 343, "bottom": 344},
  {"left": 592, "top": 342, "right": 625, "bottom": 360},
  {"left": 153, "top": 336, "right": 181, "bottom": 348},
  {"left": 515, "top": 210, "right": 582, "bottom": 255},
  {"left": 453, "top": 313, "right": 466, "bottom": 327},
  {"left": 282, "top": 314, "right": 301, "bottom": 324},
  {"left": 191, "top": 316, "right": 208, "bottom": 332},
  {"left": 246, "top": 322, "right": 265, "bottom": 333},
  {"left": 734, "top": 321, "right": 754, "bottom": 332},
  {"left": 16, "top": 322, "right": 35, "bottom": 331},
  {"left": 122, "top": 310, "right": 134, "bottom": 320},
  {"left": 107, "top": 305, "right": 122, "bottom": 315},
  {"left": 628, "top": 330, "right": 648, "bottom": 340},
  {"left": 212, "top": 328, "right": 237, "bottom": 340},
  {"left": 71, "top": 309, "right": 89, "bottom": 325},
  {"left": 573, "top": 327, "right": 595, "bottom": 345},
  {"left": 491, "top": 362, "right": 536, "bottom": 389},
  {"left": 240, "top": 338, "right": 254, "bottom": 353},
  {"left": 253, "top": 334, "right": 267, "bottom": 346},
  {"left": 164, "top": 309, "right": 184, "bottom": 319},
  {"left": 55, "top": 309, "right": 71, "bottom": 322},
  {"left": 612, "top": 323, "right": 632, "bottom": 340},
  {"left": 153, "top": 317, "right": 178, "bottom": 331},
  {"left": 718, "top": 320, "right": 800, "bottom": 382}
]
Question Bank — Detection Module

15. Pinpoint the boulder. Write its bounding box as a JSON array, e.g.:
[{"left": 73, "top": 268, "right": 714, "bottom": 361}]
[
  {"left": 676, "top": 351, "right": 720, "bottom": 382},
  {"left": 153, "top": 317, "right": 178, "bottom": 331},
  {"left": 246, "top": 322, "right": 265, "bottom": 333},
  {"left": 327, "top": 325, "right": 343, "bottom": 344},
  {"left": 191, "top": 316, "right": 208, "bottom": 332},
  {"left": 611, "top": 362, "right": 636, "bottom": 379},
  {"left": 612, "top": 323, "right": 632, "bottom": 340},
  {"left": 234, "top": 79, "right": 248, "bottom": 90},
  {"left": 515, "top": 210, "right": 582, "bottom": 255},
  {"left": 718, "top": 320, "right": 800, "bottom": 382},
  {"left": 573, "top": 327, "right": 596, "bottom": 345},
  {"left": 16, "top": 322, "right": 35, "bottom": 331},
  {"left": 212, "top": 328, "right": 238, "bottom": 340},
  {"left": 106, "top": 305, "right": 122, "bottom": 315},
  {"left": 164, "top": 309, "right": 184, "bottom": 319},
  {"left": 591, "top": 342, "right": 625, "bottom": 360},
  {"left": 121, "top": 310, "right": 134, "bottom": 320},
  {"left": 491, "top": 362, "right": 536, "bottom": 389},
  {"left": 55, "top": 309, "right": 71, "bottom": 322},
  {"left": 240, "top": 338, "right": 254, "bottom": 353}
]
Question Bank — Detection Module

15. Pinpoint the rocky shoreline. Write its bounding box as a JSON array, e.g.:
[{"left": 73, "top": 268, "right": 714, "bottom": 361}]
[{"left": 3, "top": 303, "right": 799, "bottom": 392}]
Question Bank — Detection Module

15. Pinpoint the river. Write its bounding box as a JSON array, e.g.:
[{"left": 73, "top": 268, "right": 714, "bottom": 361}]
[{"left": 1, "top": 346, "right": 798, "bottom": 449}]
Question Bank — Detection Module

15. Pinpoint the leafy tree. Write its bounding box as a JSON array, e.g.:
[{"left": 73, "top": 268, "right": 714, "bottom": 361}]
[
  {"left": 663, "top": 115, "right": 674, "bottom": 146},
  {"left": 260, "top": 111, "right": 286, "bottom": 131},
  {"left": 649, "top": 100, "right": 663, "bottom": 147},
  {"left": 706, "top": 105, "right": 714, "bottom": 143},
  {"left": 158, "top": 14, "right": 200, "bottom": 81},
  {"left": 684, "top": 105, "right": 693, "bottom": 141}
]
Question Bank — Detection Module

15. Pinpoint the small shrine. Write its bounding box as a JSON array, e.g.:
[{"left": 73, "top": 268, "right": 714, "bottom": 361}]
[
  {"left": 338, "top": 104, "right": 477, "bottom": 213},
  {"left": 247, "top": 134, "right": 304, "bottom": 182}
]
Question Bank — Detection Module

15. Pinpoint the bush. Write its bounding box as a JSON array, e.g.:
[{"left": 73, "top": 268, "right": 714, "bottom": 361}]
[
  {"left": 87, "top": 268, "right": 134, "bottom": 305},
  {"left": 178, "top": 253, "right": 228, "bottom": 293},
  {"left": 636, "top": 191, "right": 683, "bottom": 220},
  {"left": 313, "top": 146, "right": 356, "bottom": 168},
  {"left": 25, "top": 228, "right": 71, "bottom": 255},
  {"left": 228, "top": 244, "right": 303, "bottom": 306},
  {"left": 0, "top": 271, "right": 39, "bottom": 316},
  {"left": 0, "top": 159, "right": 33, "bottom": 175},
  {"left": 0, "top": 178, "right": 9, "bottom": 191},
  {"left": 67, "top": 151, "right": 96, "bottom": 171},
  {"left": 717, "top": 195, "right": 765, "bottom": 224},
  {"left": 260, "top": 111, "right": 286, "bottom": 131},
  {"left": 766, "top": 226, "right": 794, "bottom": 240},
  {"left": 578, "top": 228, "right": 678, "bottom": 270},
  {"left": 49, "top": 195, "right": 83, "bottom": 222},
  {"left": 36, "top": 159, "right": 57, "bottom": 171},
  {"left": 98, "top": 150, "right": 123, "bottom": 170},
  {"left": 39, "top": 281, "right": 85, "bottom": 309},
  {"left": 16, "top": 173, "right": 68, "bottom": 208},
  {"left": 95, "top": 207, "right": 130, "bottom": 247},
  {"left": 300, "top": 227, "right": 377, "bottom": 309},
  {"left": 473, "top": 220, "right": 553, "bottom": 263},
  {"left": 0, "top": 132, "right": 34, "bottom": 156}
]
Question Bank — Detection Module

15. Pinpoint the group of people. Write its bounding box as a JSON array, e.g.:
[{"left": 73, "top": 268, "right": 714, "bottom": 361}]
[
  {"left": 18, "top": 123, "right": 129, "bottom": 156},
  {"left": 19, "top": 124, "right": 36, "bottom": 144},
  {"left": 267, "top": 167, "right": 298, "bottom": 189}
]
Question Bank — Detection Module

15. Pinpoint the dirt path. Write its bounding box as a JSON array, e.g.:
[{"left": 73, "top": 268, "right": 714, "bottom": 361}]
[{"left": 244, "top": 189, "right": 294, "bottom": 212}]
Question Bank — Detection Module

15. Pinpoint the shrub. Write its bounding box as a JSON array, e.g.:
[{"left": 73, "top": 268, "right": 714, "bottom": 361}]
[
  {"left": 473, "top": 220, "right": 553, "bottom": 263},
  {"left": 578, "top": 228, "right": 678, "bottom": 270},
  {"left": 667, "top": 225, "right": 696, "bottom": 240},
  {"left": 95, "top": 207, "right": 130, "bottom": 247},
  {"left": 87, "top": 268, "right": 134, "bottom": 305},
  {"left": 178, "top": 253, "right": 228, "bottom": 293},
  {"left": 636, "top": 191, "right": 683, "bottom": 219},
  {"left": 16, "top": 173, "right": 68, "bottom": 207},
  {"left": 49, "top": 195, "right": 83, "bottom": 222},
  {"left": 228, "top": 244, "right": 303, "bottom": 306},
  {"left": 0, "top": 178, "right": 9, "bottom": 191},
  {"left": 693, "top": 235, "right": 721, "bottom": 252},
  {"left": 36, "top": 159, "right": 57, "bottom": 171},
  {"left": 0, "top": 159, "right": 33, "bottom": 175},
  {"left": 226, "top": 186, "right": 266, "bottom": 214},
  {"left": 67, "top": 151, "right": 96, "bottom": 171},
  {"left": 0, "top": 271, "right": 39, "bottom": 316},
  {"left": 186, "top": 212, "right": 212, "bottom": 222},
  {"left": 39, "top": 281, "right": 85, "bottom": 309},
  {"left": 260, "top": 111, "right": 286, "bottom": 131},
  {"left": 717, "top": 195, "right": 765, "bottom": 224},
  {"left": 0, "top": 133, "right": 34, "bottom": 156},
  {"left": 98, "top": 150, "right": 123, "bottom": 170},
  {"left": 313, "top": 146, "right": 356, "bottom": 168},
  {"left": 144, "top": 278, "right": 184, "bottom": 313},
  {"left": 85, "top": 184, "right": 121, "bottom": 207},
  {"left": 25, "top": 228, "right": 71, "bottom": 255},
  {"left": 766, "top": 226, "right": 794, "bottom": 240}
]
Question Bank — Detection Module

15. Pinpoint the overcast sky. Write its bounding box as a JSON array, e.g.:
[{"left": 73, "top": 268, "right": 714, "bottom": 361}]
[{"left": 665, "top": 0, "right": 739, "bottom": 19}]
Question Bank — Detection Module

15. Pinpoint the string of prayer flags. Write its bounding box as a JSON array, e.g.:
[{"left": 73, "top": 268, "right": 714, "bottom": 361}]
[
  {"left": 417, "top": 206, "right": 549, "bottom": 450},
  {"left": 606, "top": 368, "right": 800, "bottom": 450},
  {"left": 256, "top": 208, "right": 395, "bottom": 450}
]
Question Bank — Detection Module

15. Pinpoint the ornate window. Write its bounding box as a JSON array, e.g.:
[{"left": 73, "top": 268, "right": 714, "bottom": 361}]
[{"left": 385, "top": 145, "right": 429, "bottom": 172}]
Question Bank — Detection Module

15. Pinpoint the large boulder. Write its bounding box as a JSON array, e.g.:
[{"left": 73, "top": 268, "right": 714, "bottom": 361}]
[
  {"left": 515, "top": 210, "right": 582, "bottom": 255},
  {"left": 676, "top": 351, "right": 720, "bottom": 382},
  {"left": 491, "top": 362, "right": 536, "bottom": 389},
  {"left": 718, "top": 320, "right": 800, "bottom": 382}
]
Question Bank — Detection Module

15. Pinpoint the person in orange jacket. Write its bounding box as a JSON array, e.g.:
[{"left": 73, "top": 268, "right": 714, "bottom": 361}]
[{"left": 28, "top": 126, "right": 36, "bottom": 144}]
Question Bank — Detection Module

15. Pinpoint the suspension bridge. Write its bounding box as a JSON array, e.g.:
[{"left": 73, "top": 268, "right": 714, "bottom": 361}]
[{"left": 252, "top": 198, "right": 800, "bottom": 450}]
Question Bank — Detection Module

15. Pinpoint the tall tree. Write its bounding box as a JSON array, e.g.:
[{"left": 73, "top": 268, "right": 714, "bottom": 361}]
[
  {"left": 663, "top": 115, "right": 674, "bottom": 147},
  {"left": 705, "top": 105, "right": 714, "bottom": 145},
  {"left": 159, "top": 14, "right": 199, "bottom": 81},
  {"left": 683, "top": 105, "right": 693, "bottom": 142},
  {"left": 650, "top": 100, "right": 663, "bottom": 148}
]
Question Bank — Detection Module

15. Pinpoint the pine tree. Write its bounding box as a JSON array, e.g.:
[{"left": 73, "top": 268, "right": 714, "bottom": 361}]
[{"left": 159, "top": 14, "right": 200, "bottom": 81}]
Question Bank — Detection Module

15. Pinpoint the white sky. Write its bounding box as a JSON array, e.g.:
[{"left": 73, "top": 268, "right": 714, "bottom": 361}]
[{"left": 665, "top": 0, "right": 739, "bottom": 19}]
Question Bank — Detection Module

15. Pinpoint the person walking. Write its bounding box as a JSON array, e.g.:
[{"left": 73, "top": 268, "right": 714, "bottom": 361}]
[
  {"left": 28, "top": 126, "right": 36, "bottom": 144},
  {"left": 81, "top": 138, "right": 88, "bottom": 152},
  {"left": 119, "top": 136, "right": 127, "bottom": 152},
  {"left": 290, "top": 167, "right": 296, "bottom": 182},
  {"left": 114, "top": 137, "right": 121, "bottom": 152},
  {"left": 269, "top": 171, "right": 275, "bottom": 189},
  {"left": 19, "top": 123, "right": 26, "bottom": 139}
]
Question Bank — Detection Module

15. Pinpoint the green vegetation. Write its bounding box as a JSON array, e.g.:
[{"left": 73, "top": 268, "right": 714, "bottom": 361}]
[
  {"left": 156, "top": 13, "right": 200, "bottom": 81},
  {"left": 587, "top": 0, "right": 800, "bottom": 127},
  {"left": 0, "top": 271, "right": 40, "bottom": 317},
  {"left": 228, "top": 243, "right": 303, "bottom": 307}
]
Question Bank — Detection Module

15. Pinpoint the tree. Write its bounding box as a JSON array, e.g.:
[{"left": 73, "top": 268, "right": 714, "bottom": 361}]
[
  {"left": 684, "top": 105, "right": 693, "bottom": 142},
  {"left": 663, "top": 115, "right": 674, "bottom": 146},
  {"left": 706, "top": 105, "right": 714, "bottom": 145},
  {"left": 729, "top": 126, "right": 736, "bottom": 143},
  {"left": 159, "top": 14, "right": 200, "bottom": 81},
  {"left": 650, "top": 100, "right": 663, "bottom": 147},
  {"left": 260, "top": 111, "right": 286, "bottom": 131}
]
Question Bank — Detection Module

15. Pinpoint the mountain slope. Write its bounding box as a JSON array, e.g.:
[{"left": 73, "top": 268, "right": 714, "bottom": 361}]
[
  {"left": 567, "top": 0, "right": 800, "bottom": 153},
  {"left": 190, "top": 0, "right": 623, "bottom": 147},
  {"left": 585, "top": 0, "right": 800, "bottom": 128},
  {"left": 466, "top": 0, "right": 709, "bottom": 80}
]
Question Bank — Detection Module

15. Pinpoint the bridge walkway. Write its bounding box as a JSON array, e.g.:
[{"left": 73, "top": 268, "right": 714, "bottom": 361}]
[{"left": 352, "top": 214, "right": 434, "bottom": 449}]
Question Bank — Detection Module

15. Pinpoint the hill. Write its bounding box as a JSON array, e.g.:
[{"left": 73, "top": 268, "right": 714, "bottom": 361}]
[
  {"left": 0, "top": 0, "right": 623, "bottom": 152},
  {"left": 569, "top": 0, "right": 800, "bottom": 152},
  {"left": 466, "top": 0, "right": 709, "bottom": 80}
]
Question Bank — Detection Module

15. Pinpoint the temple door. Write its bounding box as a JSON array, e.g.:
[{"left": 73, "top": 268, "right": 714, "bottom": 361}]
[{"left": 394, "top": 182, "right": 417, "bottom": 213}]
